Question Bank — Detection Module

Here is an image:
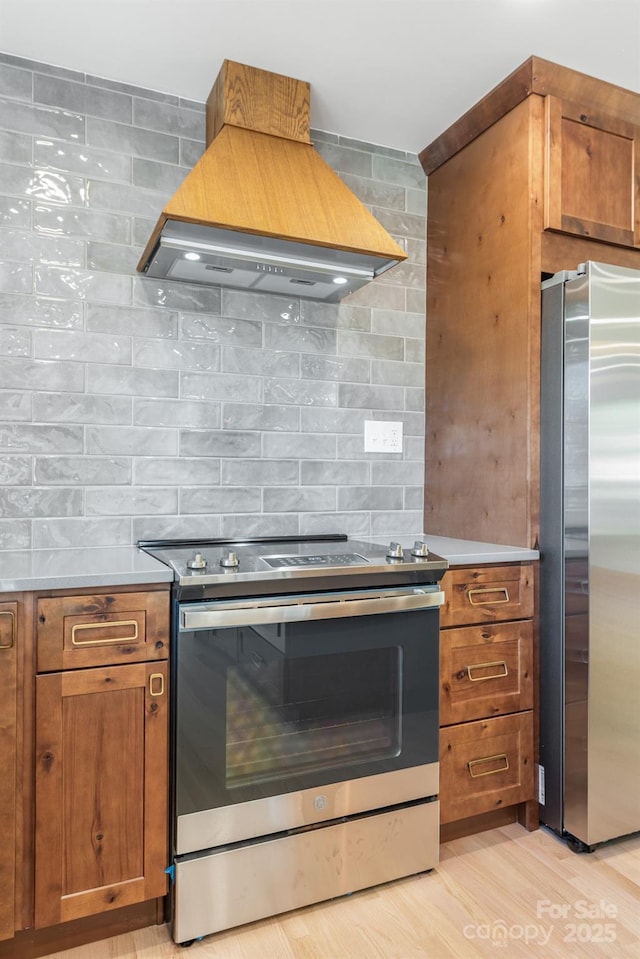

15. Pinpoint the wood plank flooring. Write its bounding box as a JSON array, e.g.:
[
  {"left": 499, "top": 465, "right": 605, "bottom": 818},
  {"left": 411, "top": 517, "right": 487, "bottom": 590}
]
[{"left": 46, "top": 823, "right": 640, "bottom": 959}]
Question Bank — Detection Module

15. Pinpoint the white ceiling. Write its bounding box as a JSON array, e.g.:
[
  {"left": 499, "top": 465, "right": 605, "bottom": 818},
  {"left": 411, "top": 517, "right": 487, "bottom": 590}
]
[{"left": 2, "top": 0, "right": 639, "bottom": 155}]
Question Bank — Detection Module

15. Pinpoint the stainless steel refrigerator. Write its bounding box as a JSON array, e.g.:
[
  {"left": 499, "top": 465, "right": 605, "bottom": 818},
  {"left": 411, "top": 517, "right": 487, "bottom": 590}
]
[{"left": 539, "top": 260, "right": 640, "bottom": 851}]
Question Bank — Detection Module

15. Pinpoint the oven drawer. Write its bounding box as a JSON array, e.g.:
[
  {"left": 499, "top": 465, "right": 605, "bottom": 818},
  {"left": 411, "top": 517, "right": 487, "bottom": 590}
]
[
  {"left": 36, "top": 589, "right": 169, "bottom": 671},
  {"left": 439, "top": 712, "right": 534, "bottom": 824},
  {"left": 173, "top": 798, "right": 439, "bottom": 943},
  {"left": 440, "top": 621, "right": 533, "bottom": 725},
  {"left": 440, "top": 564, "right": 534, "bottom": 628}
]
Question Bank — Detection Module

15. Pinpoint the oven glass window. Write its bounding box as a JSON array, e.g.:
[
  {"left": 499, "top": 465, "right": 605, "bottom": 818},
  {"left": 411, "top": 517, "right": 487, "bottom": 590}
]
[
  {"left": 225, "top": 643, "right": 400, "bottom": 787},
  {"left": 175, "top": 605, "right": 439, "bottom": 817}
]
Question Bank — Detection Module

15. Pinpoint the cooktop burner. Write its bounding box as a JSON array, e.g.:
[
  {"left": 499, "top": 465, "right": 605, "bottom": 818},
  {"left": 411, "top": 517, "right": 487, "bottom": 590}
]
[{"left": 137, "top": 534, "right": 447, "bottom": 600}]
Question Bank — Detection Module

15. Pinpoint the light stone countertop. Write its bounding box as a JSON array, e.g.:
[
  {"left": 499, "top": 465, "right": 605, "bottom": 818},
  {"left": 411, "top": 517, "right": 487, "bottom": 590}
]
[
  {"left": 0, "top": 535, "right": 539, "bottom": 594},
  {"left": 0, "top": 546, "right": 174, "bottom": 593},
  {"left": 371, "top": 534, "right": 539, "bottom": 566}
]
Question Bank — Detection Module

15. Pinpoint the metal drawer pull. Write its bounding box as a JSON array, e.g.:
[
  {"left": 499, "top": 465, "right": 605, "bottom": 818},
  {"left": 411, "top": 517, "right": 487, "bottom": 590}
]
[
  {"left": 0, "top": 610, "right": 15, "bottom": 649},
  {"left": 149, "top": 673, "right": 165, "bottom": 696},
  {"left": 467, "top": 660, "right": 509, "bottom": 681},
  {"left": 467, "top": 587, "right": 510, "bottom": 606},
  {"left": 467, "top": 753, "right": 510, "bottom": 777},
  {"left": 71, "top": 619, "right": 139, "bottom": 646}
]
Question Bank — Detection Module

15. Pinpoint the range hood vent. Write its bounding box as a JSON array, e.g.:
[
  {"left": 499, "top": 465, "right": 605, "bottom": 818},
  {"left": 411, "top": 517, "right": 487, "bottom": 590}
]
[{"left": 137, "top": 60, "right": 407, "bottom": 302}]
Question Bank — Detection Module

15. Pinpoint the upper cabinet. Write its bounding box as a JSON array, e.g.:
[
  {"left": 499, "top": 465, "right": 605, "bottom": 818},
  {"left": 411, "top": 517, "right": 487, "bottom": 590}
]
[
  {"left": 544, "top": 95, "right": 640, "bottom": 248},
  {"left": 419, "top": 57, "right": 640, "bottom": 549}
]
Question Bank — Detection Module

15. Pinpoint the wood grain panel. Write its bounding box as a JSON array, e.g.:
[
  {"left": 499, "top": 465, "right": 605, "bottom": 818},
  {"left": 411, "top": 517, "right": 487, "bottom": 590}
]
[
  {"left": 0, "top": 602, "right": 18, "bottom": 942},
  {"left": 440, "top": 564, "right": 534, "bottom": 628},
  {"left": 545, "top": 95, "right": 639, "bottom": 247},
  {"left": 421, "top": 54, "right": 640, "bottom": 175},
  {"left": 145, "top": 126, "right": 406, "bottom": 262},
  {"left": 439, "top": 712, "right": 534, "bottom": 823},
  {"left": 424, "top": 97, "right": 543, "bottom": 547},
  {"left": 36, "top": 590, "right": 169, "bottom": 672},
  {"left": 440, "top": 620, "right": 533, "bottom": 725},
  {"left": 34, "top": 662, "right": 168, "bottom": 928},
  {"left": 206, "top": 60, "right": 311, "bottom": 145},
  {"left": 541, "top": 230, "right": 640, "bottom": 275}
]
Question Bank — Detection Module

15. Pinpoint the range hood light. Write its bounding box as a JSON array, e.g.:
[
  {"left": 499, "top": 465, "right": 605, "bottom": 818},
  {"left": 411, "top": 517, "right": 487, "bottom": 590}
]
[
  {"left": 333, "top": 277, "right": 348, "bottom": 285},
  {"left": 184, "top": 252, "right": 201, "bottom": 261}
]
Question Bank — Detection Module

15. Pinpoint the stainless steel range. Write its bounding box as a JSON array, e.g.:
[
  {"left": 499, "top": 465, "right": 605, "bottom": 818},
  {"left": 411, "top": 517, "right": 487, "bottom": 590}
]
[{"left": 138, "top": 534, "right": 447, "bottom": 945}]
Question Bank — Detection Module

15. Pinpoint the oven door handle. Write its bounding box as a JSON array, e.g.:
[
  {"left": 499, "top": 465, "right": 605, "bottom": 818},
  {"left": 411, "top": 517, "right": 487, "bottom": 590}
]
[{"left": 179, "top": 589, "right": 445, "bottom": 630}]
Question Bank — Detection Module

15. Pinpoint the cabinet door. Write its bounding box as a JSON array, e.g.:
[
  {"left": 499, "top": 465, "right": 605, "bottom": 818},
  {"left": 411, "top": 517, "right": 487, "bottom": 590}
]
[
  {"left": 545, "top": 95, "right": 640, "bottom": 248},
  {"left": 0, "top": 603, "right": 18, "bottom": 941},
  {"left": 34, "top": 661, "right": 168, "bottom": 927}
]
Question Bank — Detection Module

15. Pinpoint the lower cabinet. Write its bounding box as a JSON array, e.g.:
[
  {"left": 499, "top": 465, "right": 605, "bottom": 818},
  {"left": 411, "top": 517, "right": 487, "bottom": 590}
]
[
  {"left": 438, "top": 563, "right": 537, "bottom": 833},
  {"left": 34, "top": 660, "right": 169, "bottom": 927},
  {"left": 32, "top": 588, "right": 169, "bottom": 929},
  {"left": 0, "top": 601, "right": 19, "bottom": 942},
  {"left": 440, "top": 712, "right": 534, "bottom": 824}
]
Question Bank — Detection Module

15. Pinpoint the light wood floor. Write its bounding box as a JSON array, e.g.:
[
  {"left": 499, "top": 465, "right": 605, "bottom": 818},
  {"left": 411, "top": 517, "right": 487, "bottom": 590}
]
[{"left": 47, "top": 823, "right": 640, "bottom": 959}]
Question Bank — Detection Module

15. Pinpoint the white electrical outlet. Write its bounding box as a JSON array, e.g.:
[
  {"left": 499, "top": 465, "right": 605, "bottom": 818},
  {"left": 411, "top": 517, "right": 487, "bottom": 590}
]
[{"left": 364, "top": 420, "right": 403, "bottom": 453}]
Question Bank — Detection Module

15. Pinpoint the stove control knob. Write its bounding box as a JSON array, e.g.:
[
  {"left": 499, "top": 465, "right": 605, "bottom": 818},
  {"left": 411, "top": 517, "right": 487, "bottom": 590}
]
[
  {"left": 386, "top": 541, "right": 404, "bottom": 559},
  {"left": 219, "top": 550, "right": 239, "bottom": 568},
  {"left": 411, "top": 540, "right": 429, "bottom": 558},
  {"left": 186, "top": 552, "right": 208, "bottom": 570}
]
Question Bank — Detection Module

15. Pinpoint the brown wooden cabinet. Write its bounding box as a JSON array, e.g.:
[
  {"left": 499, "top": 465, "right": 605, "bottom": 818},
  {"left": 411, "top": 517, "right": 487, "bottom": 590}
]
[
  {"left": 33, "top": 587, "right": 169, "bottom": 930},
  {"left": 544, "top": 94, "right": 640, "bottom": 248},
  {"left": 34, "top": 661, "right": 168, "bottom": 927},
  {"left": 0, "top": 600, "right": 20, "bottom": 942},
  {"left": 420, "top": 55, "right": 640, "bottom": 549},
  {"left": 438, "top": 564, "right": 536, "bottom": 836}
]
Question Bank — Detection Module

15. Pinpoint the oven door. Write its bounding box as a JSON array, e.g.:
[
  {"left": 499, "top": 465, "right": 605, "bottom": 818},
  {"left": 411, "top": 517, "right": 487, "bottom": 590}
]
[{"left": 174, "top": 584, "right": 443, "bottom": 853}]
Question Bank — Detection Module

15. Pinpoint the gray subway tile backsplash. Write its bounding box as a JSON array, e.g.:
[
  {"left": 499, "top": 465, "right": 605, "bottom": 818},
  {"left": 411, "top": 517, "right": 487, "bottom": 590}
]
[
  {"left": 0, "top": 486, "right": 84, "bottom": 517},
  {"left": 0, "top": 129, "right": 33, "bottom": 164},
  {"left": 86, "top": 116, "right": 179, "bottom": 162},
  {"left": 2, "top": 358, "right": 84, "bottom": 393},
  {"left": 0, "top": 196, "right": 31, "bottom": 229},
  {"left": 0, "top": 95, "right": 85, "bottom": 140},
  {"left": 32, "top": 516, "right": 132, "bottom": 549},
  {"left": 0, "top": 391, "right": 32, "bottom": 421},
  {"left": 0, "top": 62, "right": 33, "bottom": 101},
  {"left": 0, "top": 51, "right": 426, "bottom": 548},
  {"left": 0, "top": 228, "right": 84, "bottom": 267},
  {"left": 0, "top": 325, "right": 31, "bottom": 356},
  {"left": 34, "top": 205, "right": 131, "bottom": 244},
  {"left": 34, "top": 137, "right": 132, "bottom": 181},
  {"left": 0, "top": 292, "right": 82, "bottom": 329},
  {"left": 0, "top": 455, "right": 31, "bottom": 485},
  {"left": 33, "top": 392, "right": 132, "bottom": 425},
  {"left": 85, "top": 426, "right": 178, "bottom": 456},
  {"left": 0, "top": 260, "right": 32, "bottom": 294},
  {"left": 35, "top": 264, "right": 132, "bottom": 303},
  {"left": 34, "top": 74, "right": 133, "bottom": 123},
  {"left": 34, "top": 455, "right": 131, "bottom": 485}
]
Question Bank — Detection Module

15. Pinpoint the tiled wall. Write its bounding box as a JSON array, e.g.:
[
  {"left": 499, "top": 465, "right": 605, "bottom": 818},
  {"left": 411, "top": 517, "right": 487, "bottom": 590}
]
[{"left": 0, "top": 53, "right": 426, "bottom": 549}]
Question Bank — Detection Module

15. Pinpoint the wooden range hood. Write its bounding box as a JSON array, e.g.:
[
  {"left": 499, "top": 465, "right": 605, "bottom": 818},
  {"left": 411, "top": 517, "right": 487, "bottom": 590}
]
[{"left": 137, "top": 60, "right": 407, "bottom": 302}]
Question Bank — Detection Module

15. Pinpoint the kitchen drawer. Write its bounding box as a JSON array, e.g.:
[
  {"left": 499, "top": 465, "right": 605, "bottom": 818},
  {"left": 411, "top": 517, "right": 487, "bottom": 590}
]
[
  {"left": 440, "top": 620, "right": 533, "bottom": 725},
  {"left": 439, "top": 712, "right": 534, "bottom": 824},
  {"left": 440, "top": 564, "right": 534, "bottom": 628},
  {"left": 36, "top": 589, "right": 169, "bottom": 671}
]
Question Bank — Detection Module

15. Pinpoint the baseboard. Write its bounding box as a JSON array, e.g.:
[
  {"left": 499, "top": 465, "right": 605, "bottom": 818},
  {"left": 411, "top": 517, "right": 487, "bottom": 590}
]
[{"left": 0, "top": 898, "right": 164, "bottom": 959}]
